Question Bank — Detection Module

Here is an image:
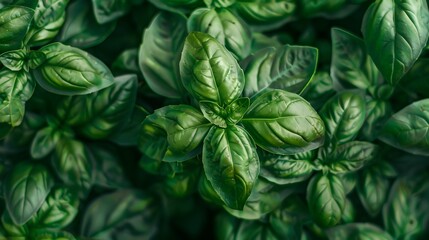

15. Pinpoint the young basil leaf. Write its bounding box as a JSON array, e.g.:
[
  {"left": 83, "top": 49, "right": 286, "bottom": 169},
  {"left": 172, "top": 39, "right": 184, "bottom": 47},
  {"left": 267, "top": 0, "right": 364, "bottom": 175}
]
[
  {"left": 362, "top": 0, "right": 429, "bottom": 85},
  {"left": 57, "top": 0, "right": 116, "bottom": 48},
  {"left": 3, "top": 162, "right": 54, "bottom": 225},
  {"left": 33, "top": 42, "right": 114, "bottom": 95},
  {"left": 379, "top": 99, "right": 429, "bottom": 156},
  {"left": 180, "top": 32, "right": 245, "bottom": 107},
  {"left": 326, "top": 223, "right": 393, "bottom": 240},
  {"left": 91, "top": 0, "right": 132, "bottom": 24},
  {"left": 225, "top": 97, "right": 249, "bottom": 124},
  {"left": 28, "top": 187, "right": 79, "bottom": 229},
  {"left": 0, "top": 6, "right": 34, "bottom": 53},
  {"left": 359, "top": 99, "right": 392, "bottom": 141},
  {"left": 26, "top": 0, "right": 70, "bottom": 47},
  {"left": 203, "top": 125, "right": 259, "bottom": 210},
  {"left": 139, "top": 11, "right": 187, "bottom": 99},
  {"left": 307, "top": 173, "right": 345, "bottom": 227},
  {"left": 188, "top": 8, "right": 251, "bottom": 60},
  {"left": 241, "top": 89, "right": 325, "bottom": 155},
  {"left": 51, "top": 139, "right": 93, "bottom": 197},
  {"left": 30, "top": 125, "right": 61, "bottom": 159},
  {"left": 339, "top": 172, "right": 357, "bottom": 195},
  {"left": 199, "top": 101, "right": 227, "bottom": 128},
  {"left": 0, "top": 69, "right": 35, "bottom": 126},
  {"left": 241, "top": 45, "right": 318, "bottom": 97},
  {"left": 319, "top": 91, "right": 366, "bottom": 147},
  {"left": 322, "top": 141, "right": 378, "bottom": 174},
  {"left": 112, "top": 48, "right": 140, "bottom": 75},
  {"left": 27, "top": 50, "right": 46, "bottom": 70},
  {"left": 80, "top": 189, "right": 159, "bottom": 239},
  {"left": 0, "top": 49, "right": 26, "bottom": 71},
  {"left": 260, "top": 150, "right": 315, "bottom": 185}
]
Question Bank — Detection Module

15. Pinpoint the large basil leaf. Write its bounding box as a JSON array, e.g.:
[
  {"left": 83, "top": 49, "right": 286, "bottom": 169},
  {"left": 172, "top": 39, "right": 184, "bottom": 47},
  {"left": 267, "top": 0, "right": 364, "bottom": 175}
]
[
  {"left": 319, "top": 91, "right": 366, "bottom": 147},
  {"left": 57, "top": 0, "right": 116, "bottom": 48},
  {"left": 307, "top": 173, "right": 345, "bottom": 227},
  {"left": 203, "top": 125, "right": 259, "bottom": 210},
  {"left": 0, "top": 6, "right": 34, "bottom": 53},
  {"left": 188, "top": 8, "right": 251, "bottom": 60},
  {"left": 241, "top": 89, "right": 325, "bottom": 155},
  {"left": 241, "top": 45, "right": 318, "bottom": 97},
  {"left": 80, "top": 189, "right": 159, "bottom": 240},
  {"left": 326, "top": 223, "right": 393, "bottom": 240},
  {"left": 180, "top": 32, "right": 245, "bottom": 106},
  {"left": 51, "top": 139, "right": 93, "bottom": 197},
  {"left": 91, "top": 0, "right": 131, "bottom": 24},
  {"left": 362, "top": 0, "right": 429, "bottom": 85},
  {"left": 139, "top": 11, "right": 187, "bottom": 98},
  {"left": 0, "top": 69, "right": 35, "bottom": 126},
  {"left": 379, "top": 99, "right": 429, "bottom": 156},
  {"left": 3, "top": 162, "right": 54, "bottom": 225},
  {"left": 33, "top": 42, "right": 114, "bottom": 95}
]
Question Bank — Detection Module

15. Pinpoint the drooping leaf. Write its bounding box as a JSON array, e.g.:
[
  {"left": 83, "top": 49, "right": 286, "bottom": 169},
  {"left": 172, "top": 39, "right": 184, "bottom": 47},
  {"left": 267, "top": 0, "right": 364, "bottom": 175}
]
[{"left": 0, "top": 6, "right": 34, "bottom": 53}]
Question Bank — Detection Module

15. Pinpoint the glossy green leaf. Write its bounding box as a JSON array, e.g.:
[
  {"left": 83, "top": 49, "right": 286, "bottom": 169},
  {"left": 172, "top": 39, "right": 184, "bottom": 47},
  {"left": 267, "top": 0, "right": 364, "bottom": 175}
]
[
  {"left": 91, "top": 0, "right": 131, "bottom": 24},
  {"left": 203, "top": 125, "right": 259, "bottom": 210},
  {"left": 359, "top": 100, "right": 392, "bottom": 141},
  {"left": 33, "top": 42, "right": 114, "bottom": 95},
  {"left": 188, "top": 8, "right": 251, "bottom": 60},
  {"left": 139, "top": 11, "right": 187, "bottom": 98},
  {"left": 362, "top": 0, "right": 429, "bottom": 85},
  {"left": 242, "top": 89, "right": 325, "bottom": 155},
  {"left": 30, "top": 125, "right": 61, "bottom": 159},
  {"left": 379, "top": 99, "right": 429, "bottom": 156},
  {"left": 0, "top": 6, "right": 34, "bottom": 53},
  {"left": 319, "top": 91, "right": 366, "bottom": 146},
  {"left": 57, "top": 0, "right": 116, "bottom": 48},
  {"left": 326, "top": 223, "right": 393, "bottom": 240},
  {"left": 4, "top": 162, "right": 54, "bottom": 225},
  {"left": 242, "top": 45, "right": 318, "bottom": 97},
  {"left": 199, "top": 101, "right": 227, "bottom": 128},
  {"left": 0, "top": 49, "right": 26, "bottom": 71},
  {"left": 307, "top": 173, "right": 345, "bottom": 227},
  {"left": 180, "top": 32, "right": 245, "bottom": 106},
  {"left": 225, "top": 97, "right": 249, "bottom": 124}
]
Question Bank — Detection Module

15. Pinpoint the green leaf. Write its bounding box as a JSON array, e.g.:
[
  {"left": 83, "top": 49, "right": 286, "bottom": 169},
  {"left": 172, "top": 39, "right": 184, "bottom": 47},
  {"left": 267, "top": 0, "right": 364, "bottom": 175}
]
[
  {"left": 225, "top": 97, "right": 249, "bottom": 124},
  {"left": 199, "top": 101, "right": 227, "bottom": 128},
  {"left": 299, "top": 0, "right": 347, "bottom": 17},
  {"left": 91, "top": 0, "right": 131, "bottom": 24},
  {"left": 342, "top": 198, "right": 355, "bottom": 223},
  {"left": 0, "top": 6, "right": 34, "bottom": 53},
  {"left": 0, "top": 69, "right": 34, "bottom": 126},
  {"left": 307, "top": 173, "right": 345, "bottom": 227},
  {"left": 51, "top": 139, "right": 93, "bottom": 197},
  {"left": 319, "top": 91, "right": 366, "bottom": 147},
  {"left": 188, "top": 8, "right": 251, "bottom": 60},
  {"left": 260, "top": 150, "right": 315, "bottom": 185},
  {"left": 362, "top": 0, "right": 429, "bottom": 85},
  {"left": 80, "top": 190, "right": 159, "bottom": 239},
  {"left": 180, "top": 32, "right": 245, "bottom": 106},
  {"left": 31, "top": 230, "right": 76, "bottom": 240},
  {"left": 4, "top": 162, "right": 54, "bottom": 225},
  {"left": 27, "top": 51, "right": 46, "bottom": 70},
  {"left": 379, "top": 99, "right": 429, "bottom": 156},
  {"left": 109, "top": 105, "right": 149, "bottom": 146},
  {"left": 30, "top": 125, "right": 61, "bottom": 159},
  {"left": 1, "top": 211, "right": 29, "bottom": 237},
  {"left": 359, "top": 100, "right": 393, "bottom": 141},
  {"left": 57, "top": 0, "right": 116, "bottom": 48},
  {"left": 339, "top": 172, "right": 358, "bottom": 195},
  {"left": 148, "top": 0, "right": 202, "bottom": 13},
  {"left": 33, "top": 42, "right": 114, "bottom": 95},
  {"left": 112, "top": 48, "right": 139, "bottom": 75},
  {"left": 0, "top": 49, "right": 26, "bottom": 71},
  {"left": 139, "top": 11, "right": 187, "bottom": 98},
  {"left": 242, "top": 45, "right": 318, "bottom": 97},
  {"left": 204, "top": 0, "right": 235, "bottom": 8},
  {"left": 331, "top": 28, "right": 380, "bottom": 90},
  {"left": 241, "top": 89, "right": 325, "bottom": 155},
  {"left": 203, "top": 125, "right": 259, "bottom": 210},
  {"left": 322, "top": 141, "right": 378, "bottom": 174},
  {"left": 326, "top": 223, "right": 393, "bottom": 240},
  {"left": 400, "top": 58, "right": 429, "bottom": 98},
  {"left": 300, "top": 71, "right": 335, "bottom": 110}
]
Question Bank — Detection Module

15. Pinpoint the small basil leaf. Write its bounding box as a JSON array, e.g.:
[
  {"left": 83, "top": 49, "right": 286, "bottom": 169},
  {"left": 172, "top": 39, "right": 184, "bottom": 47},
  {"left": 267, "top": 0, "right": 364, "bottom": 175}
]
[
  {"left": 199, "top": 101, "right": 227, "bottom": 128},
  {"left": 326, "top": 223, "right": 393, "bottom": 240},
  {"left": 91, "top": 0, "right": 131, "bottom": 24},
  {"left": 180, "top": 32, "right": 245, "bottom": 106},
  {"left": 4, "top": 162, "right": 54, "bottom": 225},
  {"left": 319, "top": 91, "right": 366, "bottom": 147},
  {"left": 112, "top": 48, "right": 140, "bottom": 75},
  {"left": 0, "top": 6, "right": 34, "bottom": 53},
  {"left": 359, "top": 99, "right": 393, "bottom": 141},
  {"left": 0, "top": 49, "right": 26, "bottom": 71},
  {"left": 139, "top": 11, "right": 187, "bottom": 98},
  {"left": 203, "top": 125, "right": 259, "bottom": 210},
  {"left": 188, "top": 8, "right": 251, "bottom": 60},
  {"left": 33, "top": 42, "right": 114, "bottom": 95},
  {"left": 307, "top": 173, "right": 345, "bottom": 227},
  {"left": 260, "top": 151, "right": 315, "bottom": 185},
  {"left": 225, "top": 97, "right": 249, "bottom": 124},
  {"left": 27, "top": 51, "right": 46, "bottom": 70},
  {"left": 241, "top": 89, "right": 325, "bottom": 155},
  {"left": 30, "top": 126, "right": 61, "bottom": 159},
  {"left": 242, "top": 45, "right": 318, "bottom": 97},
  {"left": 362, "top": 0, "right": 429, "bottom": 85},
  {"left": 379, "top": 99, "right": 429, "bottom": 156}
]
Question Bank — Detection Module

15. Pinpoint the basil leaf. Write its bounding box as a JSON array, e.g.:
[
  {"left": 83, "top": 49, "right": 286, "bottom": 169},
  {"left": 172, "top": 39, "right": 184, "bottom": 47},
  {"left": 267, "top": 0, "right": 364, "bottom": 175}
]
[
  {"left": 112, "top": 48, "right": 140, "bottom": 75},
  {"left": 342, "top": 198, "right": 355, "bottom": 223},
  {"left": 31, "top": 230, "right": 76, "bottom": 240},
  {"left": 27, "top": 51, "right": 46, "bottom": 70},
  {"left": 379, "top": 99, "right": 429, "bottom": 156},
  {"left": 300, "top": 71, "right": 335, "bottom": 110},
  {"left": 0, "top": 49, "right": 26, "bottom": 71},
  {"left": 0, "top": 6, "right": 34, "bottom": 53},
  {"left": 242, "top": 45, "right": 318, "bottom": 97},
  {"left": 30, "top": 125, "right": 61, "bottom": 159},
  {"left": 199, "top": 101, "right": 227, "bottom": 128},
  {"left": 319, "top": 91, "right": 366, "bottom": 147},
  {"left": 339, "top": 172, "right": 357, "bottom": 195},
  {"left": 163, "top": 166, "right": 201, "bottom": 198},
  {"left": 1, "top": 211, "right": 29, "bottom": 237},
  {"left": 225, "top": 97, "right": 249, "bottom": 124},
  {"left": 188, "top": 8, "right": 251, "bottom": 60},
  {"left": 359, "top": 99, "right": 392, "bottom": 141},
  {"left": 180, "top": 32, "right": 245, "bottom": 106},
  {"left": 57, "top": 0, "right": 116, "bottom": 48},
  {"left": 307, "top": 173, "right": 345, "bottom": 227},
  {"left": 362, "top": 0, "right": 429, "bottom": 85},
  {"left": 203, "top": 125, "right": 259, "bottom": 210},
  {"left": 148, "top": 0, "right": 202, "bottom": 13},
  {"left": 139, "top": 11, "right": 187, "bottom": 98},
  {"left": 400, "top": 58, "right": 429, "bottom": 98},
  {"left": 204, "top": 0, "right": 235, "bottom": 8},
  {"left": 241, "top": 89, "right": 325, "bottom": 155},
  {"left": 4, "top": 162, "right": 54, "bottom": 225},
  {"left": 91, "top": 0, "right": 131, "bottom": 24},
  {"left": 109, "top": 105, "right": 149, "bottom": 146},
  {"left": 326, "top": 223, "right": 393, "bottom": 240}
]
